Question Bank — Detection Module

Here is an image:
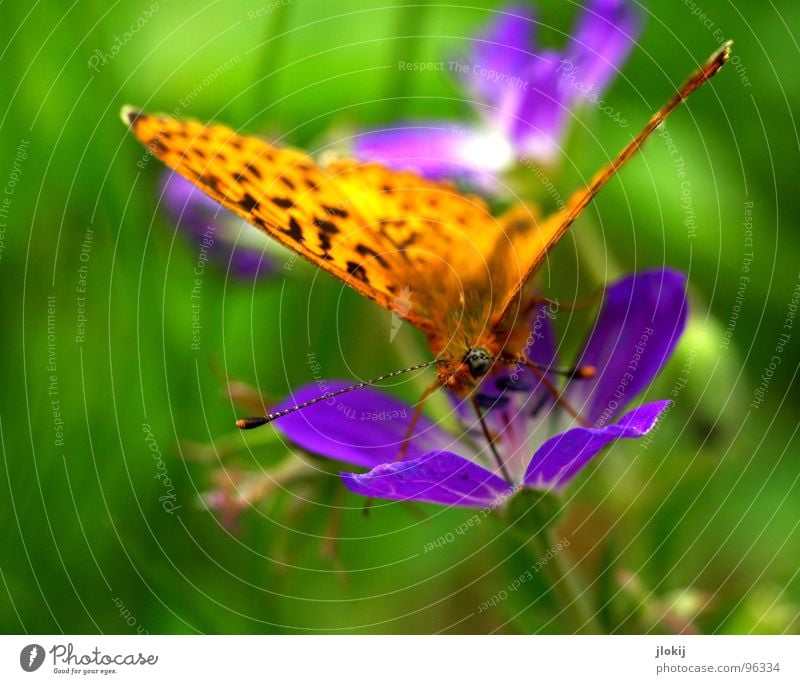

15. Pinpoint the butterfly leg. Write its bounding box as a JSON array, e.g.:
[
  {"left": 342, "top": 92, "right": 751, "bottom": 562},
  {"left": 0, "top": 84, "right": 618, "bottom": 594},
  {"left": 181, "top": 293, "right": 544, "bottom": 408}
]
[
  {"left": 395, "top": 380, "right": 441, "bottom": 461},
  {"left": 471, "top": 397, "right": 513, "bottom": 483},
  {"left": 522, "top": 359, "right": 592, "bottom": 428}
]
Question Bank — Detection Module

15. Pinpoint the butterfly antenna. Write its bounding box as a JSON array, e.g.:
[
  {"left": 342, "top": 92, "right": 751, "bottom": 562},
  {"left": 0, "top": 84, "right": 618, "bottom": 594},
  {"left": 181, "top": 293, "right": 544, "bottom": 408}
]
[
  {"left": 236, "top": 359, "right": 443, "bottom": 429},
  {"left": 496, "top": 42, "right": 732, "bottom": 319},
  {"left": 498, "top": 355, "right": 596, "bottom": 380},
  {"left": 560, "top": 40, "right": 733, "bottom": 229}
]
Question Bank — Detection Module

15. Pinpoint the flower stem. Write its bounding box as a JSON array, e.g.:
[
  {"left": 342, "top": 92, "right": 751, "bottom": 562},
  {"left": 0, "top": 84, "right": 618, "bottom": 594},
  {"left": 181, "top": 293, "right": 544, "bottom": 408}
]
[
  {"left": 182, "top": 424, "right": 285, "bottom": 463},
  {"left": 529, "top": 528, "right": 603, "bottom": 634}
]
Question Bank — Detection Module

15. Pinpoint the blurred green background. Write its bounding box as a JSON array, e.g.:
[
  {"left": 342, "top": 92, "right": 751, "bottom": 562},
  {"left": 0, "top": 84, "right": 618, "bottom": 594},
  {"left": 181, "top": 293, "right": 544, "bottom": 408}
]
[{"left": 2, "top": 0, "right": 799, "bottom": 634}]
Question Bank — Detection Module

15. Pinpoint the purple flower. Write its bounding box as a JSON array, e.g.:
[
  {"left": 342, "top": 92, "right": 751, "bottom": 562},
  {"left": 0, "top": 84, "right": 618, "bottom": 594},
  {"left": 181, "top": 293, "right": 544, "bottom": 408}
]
[
  {"left": 160, "top": 170, "right": 274, "bottom": 279},
  {"left": 352, "top": 124, "right": 516, "bottom": 191},
  {"left": 352, "top": 0, "right": 641, "bottom": 182},
  {"left": 274, "top": 269, "right": 687, "bottom": 508}
]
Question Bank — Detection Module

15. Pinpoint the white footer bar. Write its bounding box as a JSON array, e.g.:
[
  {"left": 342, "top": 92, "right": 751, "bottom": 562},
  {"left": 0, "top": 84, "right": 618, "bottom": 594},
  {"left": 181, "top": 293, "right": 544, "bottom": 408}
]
[{"left": 0, "top": 635, "right": 795, "bottom": 683}]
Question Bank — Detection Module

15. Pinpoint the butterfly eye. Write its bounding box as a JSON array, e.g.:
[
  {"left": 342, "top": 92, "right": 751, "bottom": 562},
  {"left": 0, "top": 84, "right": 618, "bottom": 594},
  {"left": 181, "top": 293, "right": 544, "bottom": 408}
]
[{"left": 463, "top": 348, "right": 492, "bottom": 378}]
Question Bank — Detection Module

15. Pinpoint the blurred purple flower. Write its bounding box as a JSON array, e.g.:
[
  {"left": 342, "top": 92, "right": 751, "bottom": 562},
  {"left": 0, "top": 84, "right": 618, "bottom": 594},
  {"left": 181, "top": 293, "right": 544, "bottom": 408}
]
[
  {"left": 160, "top": 170, "right": 274, "bottom": 279},
  {"left": 353, "top": 0, "right": 642, "bottom": 183},
  {"left": 273, "top": 269, "right": 687, "bottom": 508}
]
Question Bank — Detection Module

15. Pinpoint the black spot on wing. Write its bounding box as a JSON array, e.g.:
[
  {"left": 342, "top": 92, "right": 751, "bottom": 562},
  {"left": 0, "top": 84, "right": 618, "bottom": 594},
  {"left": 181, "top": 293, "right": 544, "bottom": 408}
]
[
  {"left": 318, "top": 231, "right": 333, "bottom": 253},
  {"left": 308, "top": 217, "right": 339, "bottom": 253},
  {"left": 240, "top": 193, "right": 260, "bottom": 213},
  {"left": 148, "top": 138, "right": 167, "bottom": 154},
  {"left": 198, "top": 173, "right": 223, "bottom": 193},
  {"left": 313, "top": 218, "right": 339, "bottom": 234},
  {"left": 272, "top": 197, "right": 294, "bottom": 209},
  {"left": 346, "top": 261, "right": 369, "bottom": 283},
  {"left": 324, "top": 205, "right": 348, "bottom": 218},
  {"left": 283, "top": 216, "right": 304, "bottom": 243},
  {"left": 355, "top": 244, "right": 389, "bottom": 268}
]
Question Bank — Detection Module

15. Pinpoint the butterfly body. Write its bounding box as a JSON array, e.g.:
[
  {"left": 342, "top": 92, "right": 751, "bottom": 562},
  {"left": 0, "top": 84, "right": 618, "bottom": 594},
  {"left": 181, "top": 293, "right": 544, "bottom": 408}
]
[{"left": 432, "top": 317, "right": 537, "bottom": 395}]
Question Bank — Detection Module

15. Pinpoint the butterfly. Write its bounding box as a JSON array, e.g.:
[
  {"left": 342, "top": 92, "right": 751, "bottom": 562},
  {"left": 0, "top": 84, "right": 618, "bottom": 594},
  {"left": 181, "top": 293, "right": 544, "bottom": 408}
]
[{"left": 122, "top": 43, "right": 730, "bottom": 428}]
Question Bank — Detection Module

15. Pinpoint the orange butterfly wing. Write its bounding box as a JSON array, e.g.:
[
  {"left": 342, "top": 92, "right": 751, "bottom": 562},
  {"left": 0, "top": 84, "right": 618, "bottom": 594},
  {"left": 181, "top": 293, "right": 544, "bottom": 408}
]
[{"left": 122, "top": 107, "right": 527, "bottom": 348}]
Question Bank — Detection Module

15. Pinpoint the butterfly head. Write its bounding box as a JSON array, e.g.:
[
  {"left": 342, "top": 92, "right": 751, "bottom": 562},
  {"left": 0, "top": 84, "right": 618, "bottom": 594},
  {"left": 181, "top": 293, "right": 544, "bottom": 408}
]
[
  {"left": 436, "top": 342, "right": 501, "bottom": 395},
  {"left": 463, "top": 348, "right": 493, "bottom": 378}
]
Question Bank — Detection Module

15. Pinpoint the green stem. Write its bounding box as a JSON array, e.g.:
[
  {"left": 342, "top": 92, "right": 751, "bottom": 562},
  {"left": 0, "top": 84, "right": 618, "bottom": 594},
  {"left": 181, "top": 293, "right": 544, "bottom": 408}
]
[
  {"left": 250, "top": 0, "right": 295, "bottom": 119},
  {"left": 384, "top": 1, "right": 429, "bottom": 113},
  {"left": 182, "top": 424, "right": 285, "bottom": 463},
  {"left": 528, "top": 528, "right": 603, "bottom": 634},
  {"left": 575, "top": 212, "right": 623, "bottom": 285}
]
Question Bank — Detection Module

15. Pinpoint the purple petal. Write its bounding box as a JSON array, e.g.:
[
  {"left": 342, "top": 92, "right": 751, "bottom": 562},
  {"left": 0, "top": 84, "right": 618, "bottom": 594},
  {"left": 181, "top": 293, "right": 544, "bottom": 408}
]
[
  {"left": 568, "top": 269, "right": 687, "bottom": 425},
  {"left": 524, "top": 400, "right": 669, "bottom": 489},
  {"left": 229, "top": 246, "right": 273, "bottom": 280},
  {"left": 527, "top": 298, "right": 559, "bottom": 369},
  {"left": 564, "top": 0, "right": 642, "bottom": 100},
  {"left": 161, "top": 169, "right": 222, "bottom": 234},
  {"left": 470, "top": 5, "right": 536, "bottom": 85},
  {"left": 510, "top": 50, "right": 572, "bottom": 163},
  {"left": 465, "top": 6, "right": 537, "bottom": 121},
  {"left": 275, "top": 382, "right": 456, "bottom": 469},
  {"left": 160, "top": 170, "right": 272, "bottom": 280},
  {"left": 341, "top": 450, "right": 513, "bottom": 507},
  {"left": 351, "top": 122, "right": 514, "bottom": 186}
]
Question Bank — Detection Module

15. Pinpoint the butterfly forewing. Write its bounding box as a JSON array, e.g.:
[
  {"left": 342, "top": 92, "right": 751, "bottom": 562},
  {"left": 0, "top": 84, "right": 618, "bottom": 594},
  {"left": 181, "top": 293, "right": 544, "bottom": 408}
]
[{"left": 123, "top": 107, "right": 523, "bottom": 348}]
